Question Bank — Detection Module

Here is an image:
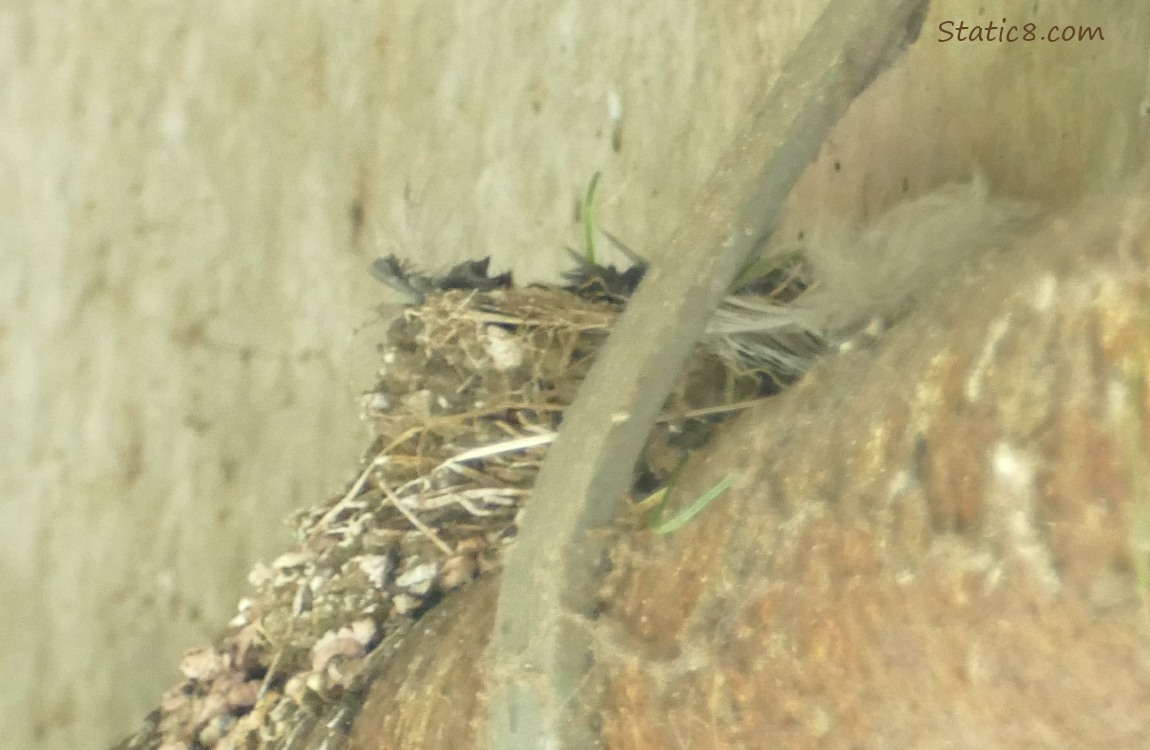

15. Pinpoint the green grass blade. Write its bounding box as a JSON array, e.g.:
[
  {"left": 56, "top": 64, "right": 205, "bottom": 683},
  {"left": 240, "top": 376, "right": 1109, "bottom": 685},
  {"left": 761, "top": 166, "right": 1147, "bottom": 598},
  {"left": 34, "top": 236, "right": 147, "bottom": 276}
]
[
  {"left": 650, "top": 474, "right": 735, "bottom": 535},
  {"left": 582, "top": 171, "right": 602, "bottom": 265}
]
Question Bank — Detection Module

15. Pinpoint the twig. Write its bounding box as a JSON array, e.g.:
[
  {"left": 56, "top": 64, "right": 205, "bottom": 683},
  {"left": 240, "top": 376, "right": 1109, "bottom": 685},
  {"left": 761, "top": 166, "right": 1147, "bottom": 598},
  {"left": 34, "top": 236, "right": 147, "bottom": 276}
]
[
  {"left": 659, "top": 396, "right": 772, "bottom": 422},
  {"left": 309, "top": 454, "right": 387, "bottom": 538},
  {"left": 377, "top": 476, "right": 455, "bottom": 556},
  {"left": 443, "top": 432, "right": 556, "bottom": 465}
]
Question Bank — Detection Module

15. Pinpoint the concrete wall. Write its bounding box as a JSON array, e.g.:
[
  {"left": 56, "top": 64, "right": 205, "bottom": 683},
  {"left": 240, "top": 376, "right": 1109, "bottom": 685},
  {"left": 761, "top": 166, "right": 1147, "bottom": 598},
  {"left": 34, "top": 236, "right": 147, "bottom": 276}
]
[{"left": 1, "top": 0, "right": 1145, "bottom": 747}]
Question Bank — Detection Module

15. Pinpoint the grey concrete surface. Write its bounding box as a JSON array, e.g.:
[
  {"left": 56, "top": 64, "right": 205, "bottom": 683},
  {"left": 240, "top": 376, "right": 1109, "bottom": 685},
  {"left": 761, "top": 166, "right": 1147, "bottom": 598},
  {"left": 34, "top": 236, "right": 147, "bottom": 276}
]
[{"left": 0, "top": 1, "right": 1145, "bottom": 748}]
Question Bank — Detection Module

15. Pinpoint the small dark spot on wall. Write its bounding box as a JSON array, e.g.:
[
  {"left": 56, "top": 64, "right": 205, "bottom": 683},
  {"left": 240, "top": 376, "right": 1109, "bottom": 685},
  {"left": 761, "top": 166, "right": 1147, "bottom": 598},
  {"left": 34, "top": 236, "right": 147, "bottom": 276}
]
[
  {"left": 349, "top": 200, "right": 365, "bottom": 236},
  {"left": 122, "top": 432, "right": 144, "bottom": 485},
  {"left": 171, "top": 318, "right": 209, "bottom": 348},
  {"left": 796, "top": 229, "right": 805, "bottom": 242},
  {"left": 764, "top": 471, "right": 788, "bottom": 514},
  {"left": 531, "top": 99, "right": 542, "bottom": 114},
  {"left": 912, "top": 434, "right": 928, "bottom": 484},
  {"left": 219, "top": 457, "right": 239, "bottom": 483},
  {"left": 902, "top": 177, "right": 910, "bottom": 194},
  {"left": 833, "top": 160, "right": 841, "bottom": 172},
  {"left": 612, "top": 124, "right": 623, "bottom": 153},
  {"left": 185, "top": 602, "right": 204, "bottom": 624},
  {"left": 183, "top": 413, "right": 211, "bottom": 434}
]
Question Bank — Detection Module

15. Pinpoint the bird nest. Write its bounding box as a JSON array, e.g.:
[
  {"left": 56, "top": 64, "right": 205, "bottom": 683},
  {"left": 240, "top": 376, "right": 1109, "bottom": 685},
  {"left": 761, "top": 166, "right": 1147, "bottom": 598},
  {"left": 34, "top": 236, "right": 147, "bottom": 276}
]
[{"left": 113, "top": 279, "right": 772, "bottom": 750}]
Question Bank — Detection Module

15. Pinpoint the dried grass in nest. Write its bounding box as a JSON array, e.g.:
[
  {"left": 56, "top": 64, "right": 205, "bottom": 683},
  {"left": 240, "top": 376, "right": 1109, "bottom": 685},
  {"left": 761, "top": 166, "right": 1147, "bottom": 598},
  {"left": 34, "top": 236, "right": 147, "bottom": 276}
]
[
  {"left": 113, "top": 179, "right": 1026, "bottom": 749},
  {"left": 114, "top": 267, "right": 818, "bottom": 750},
  {"left": 113, "top": 285, "right": 664, "bottom": 750}
]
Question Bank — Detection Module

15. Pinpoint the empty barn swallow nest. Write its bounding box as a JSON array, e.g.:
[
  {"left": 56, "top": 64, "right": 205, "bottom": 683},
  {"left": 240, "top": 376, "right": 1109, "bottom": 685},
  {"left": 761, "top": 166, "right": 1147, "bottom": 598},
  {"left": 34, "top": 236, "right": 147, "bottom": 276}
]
[
  {"left": 111, "top": 179, "right": 1033, "bottom": 750},
  {"left": 111, "top": 260, "right": 804, "bottom": 750}
]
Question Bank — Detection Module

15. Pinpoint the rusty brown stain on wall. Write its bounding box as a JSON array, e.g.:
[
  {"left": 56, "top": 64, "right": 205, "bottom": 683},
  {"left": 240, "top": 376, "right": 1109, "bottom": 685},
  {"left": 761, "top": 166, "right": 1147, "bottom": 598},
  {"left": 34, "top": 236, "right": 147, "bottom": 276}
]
[{"left": 591, "top": 193, "right": 1150, "bottom": 748}]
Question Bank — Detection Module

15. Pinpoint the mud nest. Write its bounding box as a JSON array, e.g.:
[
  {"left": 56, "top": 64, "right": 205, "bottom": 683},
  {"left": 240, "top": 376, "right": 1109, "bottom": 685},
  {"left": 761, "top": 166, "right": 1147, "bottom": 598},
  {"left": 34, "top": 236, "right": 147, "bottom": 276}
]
[{"left": 112, "top": 271, "right": 803, "bottom": 750}]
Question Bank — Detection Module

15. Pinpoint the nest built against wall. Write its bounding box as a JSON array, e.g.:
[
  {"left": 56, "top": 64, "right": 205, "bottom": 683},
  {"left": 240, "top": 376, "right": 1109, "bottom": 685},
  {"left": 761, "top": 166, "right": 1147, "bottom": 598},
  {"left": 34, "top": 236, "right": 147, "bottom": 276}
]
[{"left": 110, "top": 180, "right": 1035, "bottom": 750}]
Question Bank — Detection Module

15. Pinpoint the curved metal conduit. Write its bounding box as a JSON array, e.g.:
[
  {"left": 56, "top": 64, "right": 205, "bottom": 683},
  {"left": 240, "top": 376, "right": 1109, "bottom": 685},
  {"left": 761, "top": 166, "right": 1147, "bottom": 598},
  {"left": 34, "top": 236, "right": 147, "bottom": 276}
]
[{"left": 486, "top": 1, "right": 932, "bottom": 747}]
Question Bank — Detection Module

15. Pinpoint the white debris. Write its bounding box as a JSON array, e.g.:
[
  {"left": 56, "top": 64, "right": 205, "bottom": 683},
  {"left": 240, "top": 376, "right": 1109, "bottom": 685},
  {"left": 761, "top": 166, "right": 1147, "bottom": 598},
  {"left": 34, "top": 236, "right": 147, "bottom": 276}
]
[{"left": 484, "top": 325, "right": 524, "bottom": 371}]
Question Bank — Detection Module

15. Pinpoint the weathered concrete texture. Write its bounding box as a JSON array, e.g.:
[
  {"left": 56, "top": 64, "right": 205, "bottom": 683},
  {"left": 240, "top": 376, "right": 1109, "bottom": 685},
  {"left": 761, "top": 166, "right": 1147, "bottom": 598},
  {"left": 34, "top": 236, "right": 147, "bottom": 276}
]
[
  {"left": 2, "top": 0, "right": 1147, "bottom": 748},
  {"left": 592, "top": 192, "right": 1150, "bottom": 748},
  {"left": 347, "top": 190, "right": 1150, "bottom": 749}
]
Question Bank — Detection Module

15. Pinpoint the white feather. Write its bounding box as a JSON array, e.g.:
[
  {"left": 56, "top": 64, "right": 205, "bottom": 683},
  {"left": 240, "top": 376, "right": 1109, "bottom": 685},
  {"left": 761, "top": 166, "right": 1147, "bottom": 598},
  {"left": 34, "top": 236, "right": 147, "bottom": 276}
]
[
  {"left": 798, "top": 176, "right": 1040, "bottom": 337},
  {"left": 704, "top": 177, "right": 1040, "bottom": 376}
]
